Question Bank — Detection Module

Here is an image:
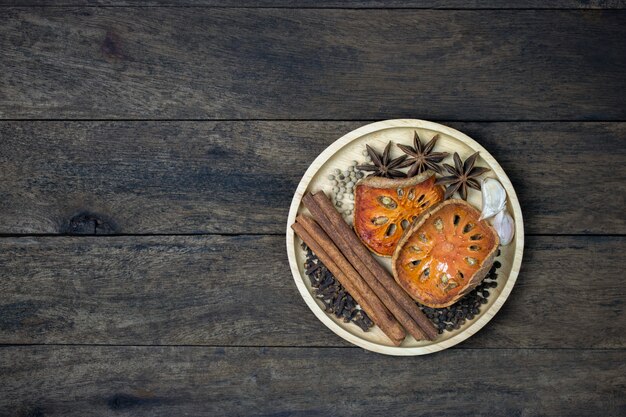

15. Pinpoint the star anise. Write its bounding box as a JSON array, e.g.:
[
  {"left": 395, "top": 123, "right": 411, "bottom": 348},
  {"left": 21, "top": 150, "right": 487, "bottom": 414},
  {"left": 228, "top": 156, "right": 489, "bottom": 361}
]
[
  {"left": 356, "top": 142, "right": 407, "bottom": 179},
  {"left": 397, "top": 131, "right": 449, "bottom": 176},
  {"left": 435, "top": 152, "right": 490, "bottom": 200}
]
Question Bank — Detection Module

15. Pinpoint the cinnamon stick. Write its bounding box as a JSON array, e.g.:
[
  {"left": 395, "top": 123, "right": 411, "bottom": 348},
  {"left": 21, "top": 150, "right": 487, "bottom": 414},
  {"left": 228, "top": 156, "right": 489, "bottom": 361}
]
[
  {"left": 293, "top": 216, "right": 405, "bottom": 345},
  {"left": 291, "top": 222, "right": 365, "bottom": 306},
  {"left": 311, "top": 191, "right": 438, "bottom": 340},
  {"left": 302, "top": 192, "right": 428, "bottom": 341}
]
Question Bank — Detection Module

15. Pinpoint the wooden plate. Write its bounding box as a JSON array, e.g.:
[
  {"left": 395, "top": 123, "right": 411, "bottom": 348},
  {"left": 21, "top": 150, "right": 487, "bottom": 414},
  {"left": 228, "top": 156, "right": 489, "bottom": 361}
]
[{"left": 286, "top": 120, "right": 524, "bottom": 355}]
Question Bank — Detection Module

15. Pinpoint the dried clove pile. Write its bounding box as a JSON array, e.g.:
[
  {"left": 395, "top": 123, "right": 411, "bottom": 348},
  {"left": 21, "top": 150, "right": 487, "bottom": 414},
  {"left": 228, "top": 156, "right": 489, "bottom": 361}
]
[
  {"left": 420, "top": 256, "right": 502, "bottom": 333},
  {"left": 302, "top": 244, "right": 374, "bottom": 332}
]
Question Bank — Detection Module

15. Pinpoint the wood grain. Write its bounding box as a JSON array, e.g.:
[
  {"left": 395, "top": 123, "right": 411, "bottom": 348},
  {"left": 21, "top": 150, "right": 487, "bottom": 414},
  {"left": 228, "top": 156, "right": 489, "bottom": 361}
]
[
  {"left": 0, "top": 121, "right": 623, "bottom": 235},
  {"left": 0, "top": 235, "right": 623, "bottom": 348},
  {"left": 1, "top": 1, "right": 624, "bottom": 8},
  {"left": 1, "top": 8, "right": 625, "bottom": 120},
  {"left": 1, "top": 345, "right": 624, "bottom": 417}
]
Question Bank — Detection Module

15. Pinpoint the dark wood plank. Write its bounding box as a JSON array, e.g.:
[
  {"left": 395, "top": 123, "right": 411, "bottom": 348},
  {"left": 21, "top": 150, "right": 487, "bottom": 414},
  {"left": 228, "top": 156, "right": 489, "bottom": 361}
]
[
  {"left": 0, "top": 121, "right": 623, "bottom": 235},
  {"left": 0, "top": 235, "right": 623, "bottom": 348},
  {"left": 1, "top": 8, "right": 625, "bottom": 120},
  {"left": 1, "top": 346, "right": 624, "bottom": 417},
  {"left": 2, "top": 1, "right": 625, "bottom": 8}
]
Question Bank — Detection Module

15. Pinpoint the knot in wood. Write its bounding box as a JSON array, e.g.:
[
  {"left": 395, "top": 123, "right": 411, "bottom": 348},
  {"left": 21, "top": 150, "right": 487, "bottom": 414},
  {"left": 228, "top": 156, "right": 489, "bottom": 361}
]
[
  {"left": 65, "top": 212, "right": 116, "bottom": 235},
  {"left": 101, "top": 31, "right": 124, "bottom": 60}
]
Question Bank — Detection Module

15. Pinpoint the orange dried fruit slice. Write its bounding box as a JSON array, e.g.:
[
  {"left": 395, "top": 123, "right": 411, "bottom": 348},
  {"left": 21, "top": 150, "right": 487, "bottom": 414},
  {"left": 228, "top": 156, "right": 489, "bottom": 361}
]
[
  {"left": 354, "top": 171, "right": 445, "bottom": 257},
  {"left": 392, "top": 199, "right": 499, "bottom": 308}
]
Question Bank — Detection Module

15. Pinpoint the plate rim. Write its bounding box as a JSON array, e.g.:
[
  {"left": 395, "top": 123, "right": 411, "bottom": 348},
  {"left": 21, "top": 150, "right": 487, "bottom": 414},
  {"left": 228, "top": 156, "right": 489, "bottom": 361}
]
[{"left": 285, "top": 119, "right": 524, "bottom": 355}]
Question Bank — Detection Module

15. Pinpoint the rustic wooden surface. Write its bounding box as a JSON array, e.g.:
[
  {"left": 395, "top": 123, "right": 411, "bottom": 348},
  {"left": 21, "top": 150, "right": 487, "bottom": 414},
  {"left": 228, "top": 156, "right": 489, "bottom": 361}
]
[
  {"left": 0, "top": 121, "right": 623, "bottom": 235},
  {"left": 2, "top": 347, "right": 624, "bottom": 417},
  {"left": 2, "top": 8, "right": 626, "bottom": 120},
  {"left": 2, "top": 1, "right": 626, "bottom": 7},
  {"left": 1, "top": 2, "right": 625, "bottom": 417},
  {"left": 0, "top": 235, "right": 623, "bottom": 349}
]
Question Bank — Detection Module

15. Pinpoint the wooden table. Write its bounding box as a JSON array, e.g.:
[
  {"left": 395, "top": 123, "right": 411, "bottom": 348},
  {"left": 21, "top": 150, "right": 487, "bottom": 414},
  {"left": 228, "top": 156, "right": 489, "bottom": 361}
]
[{"left": 1, "top": 2, "right": 625, "bottom": 416}]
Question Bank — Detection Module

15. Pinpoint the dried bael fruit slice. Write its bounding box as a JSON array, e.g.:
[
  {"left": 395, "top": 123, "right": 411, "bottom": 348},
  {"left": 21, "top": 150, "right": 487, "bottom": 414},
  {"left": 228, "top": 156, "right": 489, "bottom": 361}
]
[
  {"left": 392, "top": 199, "right": 499, "bottom": 308},
  {"left": 354, "top": 171, "right": 444, "bottom": 257}
]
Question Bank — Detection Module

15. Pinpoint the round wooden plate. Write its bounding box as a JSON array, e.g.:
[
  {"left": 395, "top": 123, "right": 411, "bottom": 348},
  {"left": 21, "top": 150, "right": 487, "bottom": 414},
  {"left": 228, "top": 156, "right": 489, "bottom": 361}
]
[{"left": 286, "top": 120, "right": 524, "bottom": 355}]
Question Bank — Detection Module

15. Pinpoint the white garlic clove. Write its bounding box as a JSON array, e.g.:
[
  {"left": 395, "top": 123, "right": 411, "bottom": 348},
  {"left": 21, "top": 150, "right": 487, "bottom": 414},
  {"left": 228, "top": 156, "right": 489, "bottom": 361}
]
[
  {"left": 492, "top": 209, "right": 515, "bottom": 246},
  {"left": 479, "top": 178, "right": 507, "bottom": 220}
]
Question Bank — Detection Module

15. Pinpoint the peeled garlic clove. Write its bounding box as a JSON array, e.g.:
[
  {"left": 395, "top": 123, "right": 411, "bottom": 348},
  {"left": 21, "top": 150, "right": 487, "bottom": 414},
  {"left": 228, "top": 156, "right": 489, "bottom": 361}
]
[
  {"left": 479, "top": 178, "right": 507, "bottom": 220},
  {"left": 492, "top": 209, "right": 514, "bottom": 246}
]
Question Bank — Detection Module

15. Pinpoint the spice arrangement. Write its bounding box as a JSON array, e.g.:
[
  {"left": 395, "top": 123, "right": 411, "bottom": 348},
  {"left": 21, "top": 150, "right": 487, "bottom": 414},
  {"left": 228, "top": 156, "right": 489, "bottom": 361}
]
[{"left": 291, "top": 127, "right": 517, "bottom": 347}]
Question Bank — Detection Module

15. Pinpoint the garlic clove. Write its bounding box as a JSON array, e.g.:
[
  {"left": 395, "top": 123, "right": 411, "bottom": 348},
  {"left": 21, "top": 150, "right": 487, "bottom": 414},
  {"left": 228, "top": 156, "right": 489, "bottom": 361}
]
[
  {"left": 492, "top": 209, "right": 514, "bottom": 246},
  {"left": 479, "top": 178, "right": 507, "bottom": 220}
]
